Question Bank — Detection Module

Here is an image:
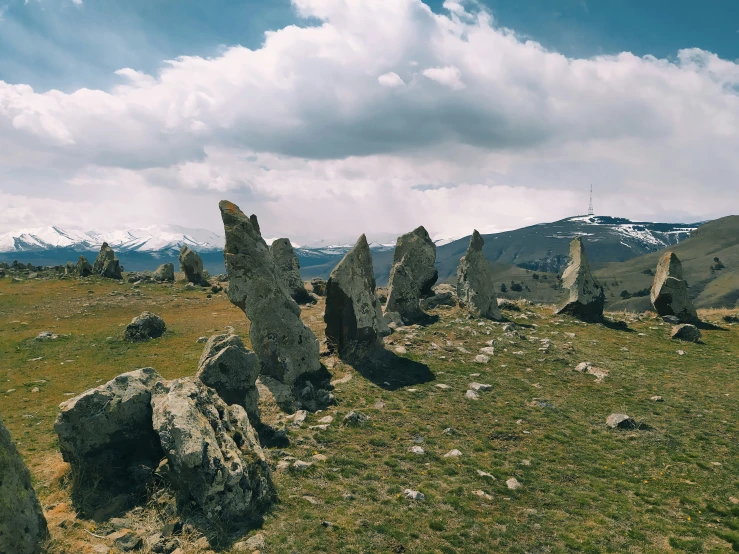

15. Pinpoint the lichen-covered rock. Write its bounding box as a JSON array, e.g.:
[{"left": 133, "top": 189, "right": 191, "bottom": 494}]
[
  {"left": 153, "top": 263, "right": 175, "bottom": 282},
  {"left": 651, "top": 252, "right": 699, "bottom": 323},
  {"left": 555, "top": 238, "right": 605, "bottom": 322},
  {"left": 54, "top": 368, "right": 165, "bottom": 500},
  {"left": 196, "top": 334, "right": 260, "bottom": 419},
  {"left": 671, "top": 324, "right": 702, "bottom": 343},
  {"left": 0, "top": 418, "right": 48, "bottom": 554},
  {"left": 178, "top": 246, "right": 207, "bottom": 285},
  {"left": 420, "top": 291, "right": 456, "bottom": 310},
  {"left": 325, "top": 234, "right": 389, "bottom": 360},
  {"left": 219, "top": 200, "right": 322, "bottom": 410},
  {"left": 385, "top": 226, "right": 437, "bottom": 323},
  {"left": 151, "top": 377, "right": 276, "bottom": 521},
  {"left": 93, "top": 242, "right": 122, "bottom": 279},
  {"left": 310, "top": 277, "right": 327, "bottom": 296},
  {"left": 456, "top": 231, "right": 503, "bottom": 321},
  {"left": 270, "top": 238, "right": 312, "bottom": 304},
  {"left": 124, "top": 312, "right": 166, "bottom": 341},
  {"left": 76, "top": 255, "right": 93, "bottom": 277}
]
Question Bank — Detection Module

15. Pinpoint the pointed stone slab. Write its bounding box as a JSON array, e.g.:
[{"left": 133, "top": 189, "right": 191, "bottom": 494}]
[
  {"left": 650, "top": 252, "right": 698, "bottom": 323},
  {"left": 386, "top": 226, "right": 437, "bottom": 323},
  {"left": 270, "top": 238, "right": 312, "bottom": 304},
  {"left": 456, "top": 230, "right": 503, "bottom": 320},
  {"left": 555, "top": 237, "right": 605, "bottom": 322}
]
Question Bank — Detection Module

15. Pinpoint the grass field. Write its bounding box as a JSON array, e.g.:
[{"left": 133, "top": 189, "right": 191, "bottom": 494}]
[{"left": 2, "top": 272, "right": 739, "bottom": 553}]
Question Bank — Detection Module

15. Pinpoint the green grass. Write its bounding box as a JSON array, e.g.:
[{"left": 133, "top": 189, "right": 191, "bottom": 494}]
[{"left": 1, "top": 272, "right": 739, "bottom": 552}]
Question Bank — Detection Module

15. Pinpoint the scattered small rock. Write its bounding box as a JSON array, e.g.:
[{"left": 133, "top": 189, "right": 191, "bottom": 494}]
[
  {"left": 404, "top": 489, "right": 425, "bottom": 501},
  {"left": 606, "top": 413, "right": 636, "bottom": 429},
  {"left": 506, "top": 478, "right": 521, "bottom": 490},
  {"left": 443, "top": 449, "right": 462, "bottom": 458}
]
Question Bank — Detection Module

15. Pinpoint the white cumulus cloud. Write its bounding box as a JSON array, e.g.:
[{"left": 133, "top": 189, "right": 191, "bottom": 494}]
[{"left": 378, "top": 72, "right": 405, "bottom": 88}]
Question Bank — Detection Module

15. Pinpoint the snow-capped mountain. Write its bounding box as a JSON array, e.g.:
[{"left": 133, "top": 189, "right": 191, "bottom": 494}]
[{"left": 0, "top": 225, "right": 224, "bottom": 254}]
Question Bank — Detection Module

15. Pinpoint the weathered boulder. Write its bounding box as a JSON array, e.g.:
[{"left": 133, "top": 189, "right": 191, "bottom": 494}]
[
  {"left": 420, "top": 291, "right": 456, "bottom": 310},
  {"left": 270, "top": 238, "right": 312, "bottom": 304},
  {"left": 124, "top": 312, "right": 166, "bottom": 341},
  {"left": 93, "top": 242, "right": 122, "bottom": 279},
  {"left": 651, "top": 252, "right": 699, "bottom": 323},
  {"left": 197, "top": 334, "right": 260, "bottom": 419},
  {"left": 324, "top": 234, "right": 389, "bottom": 360},
  {"left": 54, "top": 368, "right": 165, "bottom": 501},
  {"left": 555, "top": 238, "right": 605, "bottom": 322},
  {"left": 153, "top": 263, "right": 175, "bottom": 282},
  {"left": 151, "top": 377, "right": 276, "bottom": 521},
  {"left": 385, "top": 226, "right": 438, "bottom": 323},
  {"left": 456, "top": 231, "right": 503, "bottom": 320},
  {"left": 178, "top": 246, "right": 207, "bottom": 285},
  {"left": 76, "top": 256, "right": 93, "bottom": 277},
  {"left": 310, "top": 277, "right": 327, "bottom": 296},
  {"left": 0, "top": 418, "right": 49, "bottom": 554},
  {"left": 219, "top": 200, "right": 323, "bottom": 410},
  {"left": 671, "top": 324, "right": 702, "bottom": 343}
]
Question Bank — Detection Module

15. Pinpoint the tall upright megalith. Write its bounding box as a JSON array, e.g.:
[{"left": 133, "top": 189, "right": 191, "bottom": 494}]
[
  {"left": 650, "top": 252, "right": 698, "bottom": 323},
  {"left": 555, "top": 237, "right": 605, "bottom": 322},
  {"left": 456, "top": 230, "right": 503, "bottom": 321},
  {"left": 219, "top": 200, "right": 326, "bottom": 411},
  {"left": 270, "top": 238, "right": 312, "bottom": 304},
  {"left": 93, "top": 242, "right": 123, "bottom": 279},
  {"left": 325, "top": 234, "right": 389, "bottom": 360},
  {"left": 178, "top": 245, "right": 207, "bottom": 285},
  {"left": 385, "top": 226, "right": 438, "bottom": 323},
  {"left": 0, "top": 418, "right": 49, "bottom": 554}
]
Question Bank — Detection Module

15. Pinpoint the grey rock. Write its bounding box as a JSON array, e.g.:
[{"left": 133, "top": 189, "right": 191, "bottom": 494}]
[
  {"left": 651, "top": 252, "right": 699, "bottom": 324},
  {"left": 555, "top": 238, "right": 605, "bottom": 322},
  {"left": 404, "top": 489, "right": 425, "bottom": 501},
  {"left": 310, "top": 277, "right": 327, "bottom": 296},
  {"left": 153, "top": 263, "right": 175, "bottom": 283},
  {"left": 93, "top": 243, "right": 122, "bottom": 279},
  {"left": 420, "top": 291, "right": 456, "bottom": 310},
  {"left": 386, "top": 226, "right": 437, "bottom": 323},
  {"left": 270, "top": 238, "right": 312, "bottom": 303},
  {"left": 54, "top": 368, "right": 165, "bottom": 500},
  {"left": 671, "top": 324, "right": 702, "bottom": 343},
  {"left": 196, "top": 334, "right": 260, "bottom": 420},
  {"left": 76, "top": 256, "right": 93, "bottom": 277},
  {"left": 178, "top": 246, "right": 207, "bottom": 286},
  {"left": 342, "top": 411, "right": 369, "bottom": 426},
  {"left": 151, "top": 377, "right": 276, "bottom": 521},
  {"left": 456, "top": 231, "right": 503, "bottom": 321},
  {"left": 506, "top": 477, "right": 522, "bottom": 490},
  {"left": 0, "top": 418, "right": 48, "bottom": 554},
  {"left": 325, "top": 234, "right": 389, "bottom": 360},
  {"left": 497, "top": 298, "right": 520, "bottom": 311},
  {"left": 124, "top": 312, "right": 166, "bottom": 342},
  {"left": 109, "top": 529, "right": 142, "bottom": 552},
  {"left": 219, "top": 201, "right": 322, "bottom": 410},
  {"left": 606, "top": 413, "right": 636, "bottom": 429}
]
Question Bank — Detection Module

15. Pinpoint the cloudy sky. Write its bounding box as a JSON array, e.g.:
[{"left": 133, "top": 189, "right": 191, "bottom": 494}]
[{"left": 1, "top": 0, "right": 738, "bottom": 245}]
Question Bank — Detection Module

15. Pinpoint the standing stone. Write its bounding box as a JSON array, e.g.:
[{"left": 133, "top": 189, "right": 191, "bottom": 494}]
[
  {"left": 456, "top": 231, "right": 503, "bottom": 321},
  {"left": 651, "top": 252, "right": 699, "bottom": 323},
  {"left": 0, "top": 418, "right": 48, "bottom": 554},
  {"left": 555, "top": 238, "right": 605, "bottom": 322},
  {"left": 325, "top": 234, "right": 389, "bottom": 360},
  {"left": 93, "top": 242, "right": 123, "bottom": 279},
  {"left": 153, "top": 263, "right": 175, "bottom": 282},
  {"left": 219, "top": 201, "right": 323, "bottom": 411},
  {"left": 54, "top": 368, "right": 165, "bottom": 504},
  {"left": 385, "top": 226, "right": 438, "bottom": 323},
  {"left": 197, "top": 333, "right": 260, "bottom": 420},
  {"left": 671, "top": 324, "right": 702, "bottom": 343},
  {"left": 151, "top": 377, "right": 276, "bottom": 521},
  {"left": 270, "top": 238, "right": 312, "bottom": 304},
  {"left": 76, "top": 256, "right": 93, "bottom": 277},
  {"left": 178, "top": 245, "right": 208, "bottom": 285}
]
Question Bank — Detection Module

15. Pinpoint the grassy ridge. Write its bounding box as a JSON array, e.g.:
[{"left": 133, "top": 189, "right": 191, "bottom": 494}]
[{"left": 1, "top": 275, "right": 739, "bottom": 553}]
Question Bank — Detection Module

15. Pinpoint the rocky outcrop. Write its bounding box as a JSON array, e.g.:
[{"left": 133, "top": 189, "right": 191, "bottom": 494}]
[
  {"left": 124, "top": 312, "right": 166, "bottom": 341},
  {"left": 197, "top": 334, "right": 260, "bottom": 419},
  {"left": 178, "top": 246, "right": 207, "bottom": 286},
  {"left": 76, "top": 255, "right": 93, "bottom": 277},
  {"left": 54, "top": 368, "right": 165, "bottom": 501},
  {"left": 151, "top": 377, "right": 276, "bottom": 521},
  {"left": 0, "top": 418, "right": 48, "bottom": 554},
  {"left": 651, "top": 252, "right": 699, "bottom": 323},
  {"left": 456, "top": 231, "right": 503, "bottom": 321},
  {"left": 270, "top": 238, "right": 312, "bottom": 304},
  {"left": 219, "top": 200, "right": 324, "bottom": 411},
  {"left": 93, "top": 242, "right": 122, "bottom": 279},
  {"left": 555, "top": 238, "right": 605, "bottom": 322},
  {"left": 385, "top": 227, "right": 438, "bottom": 323},
  {"left": 324, "top": 234, "right": 389, "bottom": 360},
  {"left": 153, "top": 263, "right": 175, "bottom": 282},
  {"left": 310, "top": 277, "right": 327, "bottom": 296}
]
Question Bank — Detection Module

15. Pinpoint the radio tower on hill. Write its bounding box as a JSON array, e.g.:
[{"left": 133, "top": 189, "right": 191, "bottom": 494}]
[{"left": 588, "top": 184, "right": 594, "bottom": 216}]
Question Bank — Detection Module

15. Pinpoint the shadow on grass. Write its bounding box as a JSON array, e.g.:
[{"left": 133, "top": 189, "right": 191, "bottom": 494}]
[
  {"left": 696, "top": 321, "right": 726, "bottom": 332},
  {"left": 353, "top": 348, "right": 435, "bottom": 391},
  {"left": 600, "top": 318, "right": 635, "bottom": 332}
]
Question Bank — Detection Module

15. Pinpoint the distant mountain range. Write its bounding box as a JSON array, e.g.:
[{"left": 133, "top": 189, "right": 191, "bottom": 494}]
[{"left": 0, "top": 215, "right": 702, "bottom": 281}]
